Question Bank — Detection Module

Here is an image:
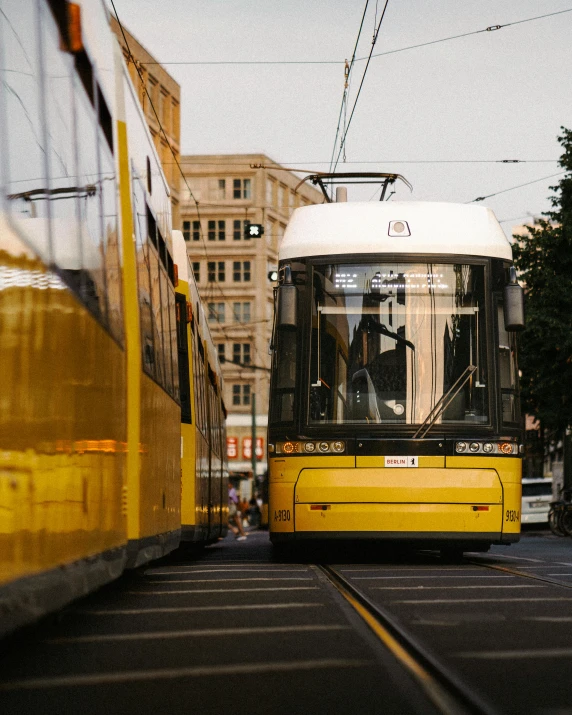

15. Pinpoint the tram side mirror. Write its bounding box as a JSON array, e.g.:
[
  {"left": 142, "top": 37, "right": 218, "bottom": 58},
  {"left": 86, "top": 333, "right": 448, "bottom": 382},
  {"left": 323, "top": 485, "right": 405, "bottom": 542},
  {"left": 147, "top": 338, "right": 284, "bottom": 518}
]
[
  {"left": 277, "top": 265, "right": 298, "bottom": 331},
  {"left": 503, "top": 267, "right": 525, "bottom": 331}
]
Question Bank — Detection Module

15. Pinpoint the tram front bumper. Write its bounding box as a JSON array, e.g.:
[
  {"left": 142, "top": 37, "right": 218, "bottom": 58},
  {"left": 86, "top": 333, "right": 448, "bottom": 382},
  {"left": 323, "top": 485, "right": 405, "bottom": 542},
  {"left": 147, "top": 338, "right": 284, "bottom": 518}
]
[{"left": 269, "top": 466, "right": 521, "bottom": 545}]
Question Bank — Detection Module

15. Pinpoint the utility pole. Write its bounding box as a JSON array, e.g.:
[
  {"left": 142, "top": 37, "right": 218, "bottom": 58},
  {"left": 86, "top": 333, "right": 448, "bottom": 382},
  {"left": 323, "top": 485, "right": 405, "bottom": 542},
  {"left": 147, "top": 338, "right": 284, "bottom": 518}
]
[{"left": 251, "top": 393, "right": 257, "bottom": 493}]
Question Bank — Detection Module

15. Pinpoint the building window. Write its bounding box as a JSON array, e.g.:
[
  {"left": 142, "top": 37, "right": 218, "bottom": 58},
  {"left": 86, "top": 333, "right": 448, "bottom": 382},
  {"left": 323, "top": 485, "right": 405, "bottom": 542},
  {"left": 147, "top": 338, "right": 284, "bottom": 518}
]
[
  {"left": 209, "top": 178, "right": 226, "bottom": 200},
  {"left": 233, "top": 343, "right": 251, "bottom": 365},
  {"left": 192, "top": 220, "right": 201, "bottom": 241},
  {"left": 208, "top": 219, "right": 225, "bottom": 241},
  {"left": 233, "top": 261, "right": 251, "bottom": 282},
  {"left": 208, "top": 302, "right": 225, "bottom": 323},
  {"left": 233, "top": 178, "right": 251, "bottom": 199},
  {"left": 183, "top": 220, "right": 191, "bottom": 241},
  {"left": 233, "top": 301, "right": 251, "bottom": 323},
  {"left": 233, "top": 219, "right": 250, "bottom": 241},
  {"left": 192, "top": 261, "right": 200, "bottom": 282},
  {"left": 266, "top": 178, "right": 276, "bottom": 206},
  {"left": 208, "top": 261, "right": 225, "bottom": 282},
  {"left": 217, "top": 343, "right": 226, "bottom": 363},
  {"left": 232, "top": 383, "right": 251, "bottom": 406},
  {"left": 278, "top": 184, "right": 287, "bottom": 207},
  {"left": 146, "top": 75, "right": 157, "bottom": 108}
]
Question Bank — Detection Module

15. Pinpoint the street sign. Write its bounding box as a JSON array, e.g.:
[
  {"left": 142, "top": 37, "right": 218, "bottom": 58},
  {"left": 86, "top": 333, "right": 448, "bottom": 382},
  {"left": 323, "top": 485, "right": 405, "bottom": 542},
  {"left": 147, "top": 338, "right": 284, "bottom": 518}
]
[{"left": 245, "top": 223, "right": 264, "bottom": 238}]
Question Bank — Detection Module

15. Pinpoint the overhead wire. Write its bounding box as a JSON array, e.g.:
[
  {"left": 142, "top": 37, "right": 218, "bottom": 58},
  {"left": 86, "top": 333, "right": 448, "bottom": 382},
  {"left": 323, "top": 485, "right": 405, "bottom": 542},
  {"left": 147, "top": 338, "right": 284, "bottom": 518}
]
[
  {"left": 357, "top": 8, "right": 572, "bottom": 62},
  {"left": 170, "top": 158, "right": 559, "bottom": 167},
  {"left": 332, "top": 0, "right": 391, "bottom": 173},
  {"left": 329, "top": 0, "right": 370, "bottom": 173},
  {"left": 466, "top": 171, "right": 566, "bottom": 203},
  {"left": 138, "top": 8, "right": 572, "bottom": 66},
  {"left": 110, "top": 1, "right": 269, "bottom": 369}
]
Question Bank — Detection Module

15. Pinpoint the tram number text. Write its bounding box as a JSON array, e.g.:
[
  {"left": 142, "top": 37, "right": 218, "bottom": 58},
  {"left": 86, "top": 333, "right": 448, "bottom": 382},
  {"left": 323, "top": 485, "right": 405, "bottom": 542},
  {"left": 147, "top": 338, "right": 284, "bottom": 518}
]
[
  {"left": 505, "top": 509, "right": 520, "bottom": 522},
  {"left": 274, "top": 509, "right": 291, "bottom": 522}
]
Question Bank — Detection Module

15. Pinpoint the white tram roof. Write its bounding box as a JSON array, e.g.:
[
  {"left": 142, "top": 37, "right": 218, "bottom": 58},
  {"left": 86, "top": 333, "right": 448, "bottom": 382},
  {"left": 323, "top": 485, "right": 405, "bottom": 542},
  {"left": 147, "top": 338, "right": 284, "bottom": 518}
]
[{"left": 280, "top": 201, "right": 513, "bottom": 262}]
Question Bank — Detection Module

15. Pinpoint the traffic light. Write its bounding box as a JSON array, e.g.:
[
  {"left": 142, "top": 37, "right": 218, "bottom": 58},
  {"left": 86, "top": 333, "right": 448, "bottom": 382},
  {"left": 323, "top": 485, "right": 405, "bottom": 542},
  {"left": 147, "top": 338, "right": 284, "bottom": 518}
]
[{"left": 245, "top": 222, "right": 264, "bottom": 238}]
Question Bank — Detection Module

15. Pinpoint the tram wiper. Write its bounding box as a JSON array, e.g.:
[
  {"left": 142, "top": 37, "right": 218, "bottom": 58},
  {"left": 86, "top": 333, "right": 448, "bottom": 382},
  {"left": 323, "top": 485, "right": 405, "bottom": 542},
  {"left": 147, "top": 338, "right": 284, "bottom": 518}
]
[
  {"left": 413, "top": 365, "right": 477, "bottom": 439},
  {"left": 360, "top": 316, "right": 415, "bottom": 351}
]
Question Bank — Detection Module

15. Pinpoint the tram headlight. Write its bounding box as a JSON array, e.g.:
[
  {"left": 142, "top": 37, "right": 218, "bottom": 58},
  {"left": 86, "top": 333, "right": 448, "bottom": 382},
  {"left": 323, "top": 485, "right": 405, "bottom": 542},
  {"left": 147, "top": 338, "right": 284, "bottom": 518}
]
[
  {"left": 499, "top": 442, "right": 514, "bottom": 455},
  {"left": 469, "top": 442, "right": 480, "bottom": 453},
  {"left": 332, "top": 441, "right": 345, "bottom": 453},
  {"left": 455, "top": 441, "right": 467, "bottom": 453},
  {"left": 483, "top": 442, "right": 494, "bottom": 453},
  {"left": 304, "top": 442, "right": 316, "bottom": 453},
  {"left": 318, "top": 441, "right": 330, "bottom": 453},
  {"left": 283, "top": 442, "right": 295, "bottom": 454}
]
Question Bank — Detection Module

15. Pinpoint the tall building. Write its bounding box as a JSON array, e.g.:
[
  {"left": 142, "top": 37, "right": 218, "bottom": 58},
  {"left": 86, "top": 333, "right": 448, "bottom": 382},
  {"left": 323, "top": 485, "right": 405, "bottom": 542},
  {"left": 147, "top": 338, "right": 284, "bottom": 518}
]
[
  {"left": 180, "top": 155, "right": 323, "bottom": 488},
  {"left": 110, "top": 16, "right": 181, "bottom": 228}
]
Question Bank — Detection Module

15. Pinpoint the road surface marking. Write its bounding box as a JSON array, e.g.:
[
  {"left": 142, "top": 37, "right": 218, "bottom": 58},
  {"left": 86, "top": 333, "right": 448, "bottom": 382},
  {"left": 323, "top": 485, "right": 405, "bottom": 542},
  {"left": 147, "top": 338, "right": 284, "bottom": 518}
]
[
  {"left": 76, "top": 603, "right": 322, "bottom": 616},
  {"left": 456, "top": 648, "right": 572, "bottom": 660},
  {"left": 0, "top": 659, "right": 372, "bottom": 691},
  {"left": 126, "top": 586, "right": 319, "bottom": 594},
  {"left": 48, "top": 624, "right": 348, "bottom": 644}
]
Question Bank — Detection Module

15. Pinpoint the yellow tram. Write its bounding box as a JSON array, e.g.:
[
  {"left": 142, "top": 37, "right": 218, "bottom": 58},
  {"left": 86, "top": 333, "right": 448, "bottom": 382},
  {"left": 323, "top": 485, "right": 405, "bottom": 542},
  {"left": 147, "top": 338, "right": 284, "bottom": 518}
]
[
  {"left": 268, "top": 174, "right": 524, "bottom": 556},
  {"left": 0, "top": 0, "right": 226, "bottom": 637}
]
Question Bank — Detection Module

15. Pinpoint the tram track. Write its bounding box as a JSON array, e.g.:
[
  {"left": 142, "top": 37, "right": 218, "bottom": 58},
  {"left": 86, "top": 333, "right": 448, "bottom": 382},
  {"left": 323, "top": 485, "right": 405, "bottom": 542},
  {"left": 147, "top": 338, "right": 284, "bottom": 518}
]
[
  {"left": 466, "top": 558, "right": 572, "bottom": 591},
  {"left": 317, "top": 564, "right": 500, "bottom": 715}
]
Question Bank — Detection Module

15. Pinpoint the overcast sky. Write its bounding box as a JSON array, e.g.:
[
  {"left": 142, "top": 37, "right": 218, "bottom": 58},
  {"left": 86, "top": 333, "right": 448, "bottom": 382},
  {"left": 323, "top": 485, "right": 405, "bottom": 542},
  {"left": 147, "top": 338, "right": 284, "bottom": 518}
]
[{"left": 108, "top": 0, "right": 572, "bottom": 238}]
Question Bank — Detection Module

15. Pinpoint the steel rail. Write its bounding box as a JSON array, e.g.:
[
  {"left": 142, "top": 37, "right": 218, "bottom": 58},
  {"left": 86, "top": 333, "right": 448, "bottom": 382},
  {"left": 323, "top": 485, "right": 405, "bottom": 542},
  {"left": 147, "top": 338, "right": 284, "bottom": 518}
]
[
  {"left": 467, "top": 558, "right": 572, "bottom": 590},
  {"left": 317, "top": 564, "right": 500, "bottom": 715}
]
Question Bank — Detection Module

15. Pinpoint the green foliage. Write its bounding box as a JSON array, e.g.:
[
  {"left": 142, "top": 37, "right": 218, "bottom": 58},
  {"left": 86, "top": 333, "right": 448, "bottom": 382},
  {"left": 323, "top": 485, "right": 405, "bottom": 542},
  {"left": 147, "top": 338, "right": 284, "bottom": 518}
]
[{"left": 512, "top": 127, "right": 572, "bottom": 431}]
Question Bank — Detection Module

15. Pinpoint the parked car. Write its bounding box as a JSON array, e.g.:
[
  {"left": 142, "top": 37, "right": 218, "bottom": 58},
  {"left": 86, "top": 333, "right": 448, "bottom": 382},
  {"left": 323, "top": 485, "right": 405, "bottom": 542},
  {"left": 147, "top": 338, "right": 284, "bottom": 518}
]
[{"left": 521, "top": 478, "right": 553, "bottom": 524}]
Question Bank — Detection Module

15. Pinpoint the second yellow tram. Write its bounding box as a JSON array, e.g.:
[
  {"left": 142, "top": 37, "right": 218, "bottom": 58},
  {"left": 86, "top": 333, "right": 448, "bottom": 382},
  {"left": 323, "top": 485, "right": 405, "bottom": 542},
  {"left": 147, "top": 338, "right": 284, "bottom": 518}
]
[{"left": 268, "top": 177, "right": 524, "bottom": 556}]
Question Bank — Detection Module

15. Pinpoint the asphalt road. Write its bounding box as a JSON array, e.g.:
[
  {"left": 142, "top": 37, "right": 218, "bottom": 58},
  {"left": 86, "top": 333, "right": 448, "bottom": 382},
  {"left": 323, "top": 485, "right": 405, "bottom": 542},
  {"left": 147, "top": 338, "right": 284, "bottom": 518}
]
[{"left": 1, "top": 526, "right": 571, "bottom": 715}]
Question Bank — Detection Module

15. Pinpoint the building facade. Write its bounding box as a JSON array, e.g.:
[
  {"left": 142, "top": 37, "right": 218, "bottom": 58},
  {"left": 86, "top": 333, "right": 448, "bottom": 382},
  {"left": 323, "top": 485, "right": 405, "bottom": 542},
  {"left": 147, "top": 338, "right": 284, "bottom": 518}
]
[
  {"left": 180, "top": 155, "right": 323, "bottom": 488},
  {"left": 110, "top": 16, "right": 181, "bottom": 228}
]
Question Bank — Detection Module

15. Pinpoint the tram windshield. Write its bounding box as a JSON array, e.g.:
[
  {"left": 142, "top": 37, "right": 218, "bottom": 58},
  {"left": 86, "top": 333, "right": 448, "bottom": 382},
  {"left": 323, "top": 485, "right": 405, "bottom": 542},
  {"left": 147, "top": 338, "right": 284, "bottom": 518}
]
[{"left": 308, "top": 262, "right": 489, "bottom": 427}]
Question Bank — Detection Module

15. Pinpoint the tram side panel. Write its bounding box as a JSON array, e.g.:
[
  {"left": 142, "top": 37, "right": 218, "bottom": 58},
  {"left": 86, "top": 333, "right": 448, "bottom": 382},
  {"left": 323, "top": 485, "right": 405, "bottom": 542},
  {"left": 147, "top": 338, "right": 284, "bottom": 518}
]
[
  {"left": 0, "top": 0, "right": 128, "bottom": 636},
  {"left": 120, "top": 62, "right": 181, "bottom": 566},
  {"left": 174, "top": 244, "right": 227, "bottom": 546}
]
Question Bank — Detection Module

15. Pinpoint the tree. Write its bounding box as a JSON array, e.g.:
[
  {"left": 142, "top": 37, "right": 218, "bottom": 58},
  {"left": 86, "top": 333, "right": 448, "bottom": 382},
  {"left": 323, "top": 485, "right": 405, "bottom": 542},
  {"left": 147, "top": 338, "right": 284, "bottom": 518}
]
[{"left": 512, "top": 127, "right": 572, "bottom": 433}]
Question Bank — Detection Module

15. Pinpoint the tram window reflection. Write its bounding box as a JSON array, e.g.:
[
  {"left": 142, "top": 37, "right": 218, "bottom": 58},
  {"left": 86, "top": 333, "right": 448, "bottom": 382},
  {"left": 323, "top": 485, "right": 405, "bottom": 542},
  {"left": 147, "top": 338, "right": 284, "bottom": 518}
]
[
  {"left": 2, "top": 1, "right": 50, "bottom": 260},
  {"left": 309, "top": 263, "right": 489, "bottom": 427},
  {"left": 42, "top": 4, "right": 82, "bottom": 294},
  {"left": 75, "top": 78, "right": 107, "bottom": 324},
  {"left": 100, "top": 137, "right": 123, "bottom": 343}
]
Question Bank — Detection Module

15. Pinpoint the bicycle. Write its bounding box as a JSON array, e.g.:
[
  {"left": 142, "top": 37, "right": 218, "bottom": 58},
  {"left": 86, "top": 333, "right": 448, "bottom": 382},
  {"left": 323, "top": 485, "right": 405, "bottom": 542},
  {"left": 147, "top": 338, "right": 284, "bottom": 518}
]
[{"left": 548, "top": 488, "right": 572, "bottom": 537}]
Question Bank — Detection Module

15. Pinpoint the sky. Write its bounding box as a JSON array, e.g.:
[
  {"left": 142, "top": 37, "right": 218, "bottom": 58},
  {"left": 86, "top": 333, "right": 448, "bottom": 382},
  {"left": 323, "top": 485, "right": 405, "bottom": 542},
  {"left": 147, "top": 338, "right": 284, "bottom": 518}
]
[{"left": 108, "top": 0, "right": 572, "bottom": 239}]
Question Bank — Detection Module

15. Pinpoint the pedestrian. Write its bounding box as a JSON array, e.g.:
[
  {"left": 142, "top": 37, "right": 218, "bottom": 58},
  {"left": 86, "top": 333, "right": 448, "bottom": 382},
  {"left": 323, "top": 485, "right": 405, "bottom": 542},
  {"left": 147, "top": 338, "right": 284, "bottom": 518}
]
[
  {"left": 228, "top": 482, "right": 247, "bottom": 540},
  {"left": 246, "top": 497, "right": 261, "bottom": 528}
]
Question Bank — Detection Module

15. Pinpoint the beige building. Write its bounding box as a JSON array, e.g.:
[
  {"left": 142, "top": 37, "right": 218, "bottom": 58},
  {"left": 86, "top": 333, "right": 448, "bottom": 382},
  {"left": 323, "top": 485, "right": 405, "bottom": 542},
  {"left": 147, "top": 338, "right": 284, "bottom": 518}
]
[
  {"left": 110, "top": 17, "right": 182, "bottom": 227},
  {"left": 180, "top": 155, "right": 323, "bottom": 485}
]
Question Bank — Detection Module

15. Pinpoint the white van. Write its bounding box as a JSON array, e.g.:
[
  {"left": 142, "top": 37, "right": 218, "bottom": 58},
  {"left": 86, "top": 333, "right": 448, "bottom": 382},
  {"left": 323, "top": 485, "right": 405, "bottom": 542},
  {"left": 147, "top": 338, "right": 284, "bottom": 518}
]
[{"left": 521, "top": 478, "right": 553, "bottom": 524}]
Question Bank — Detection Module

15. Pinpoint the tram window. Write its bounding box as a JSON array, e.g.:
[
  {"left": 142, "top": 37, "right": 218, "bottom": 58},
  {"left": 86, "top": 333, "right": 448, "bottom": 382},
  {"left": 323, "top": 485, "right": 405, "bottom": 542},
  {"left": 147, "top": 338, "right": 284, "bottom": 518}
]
[
  {"left": 307, "top": 263, "right": 489, "bottom": 427},
  {"left": 160, "top": 268, "right": 172, "bottom": 392},
  {"left": 2, "top": 0, "right": 50, "bottom": 260},
  {"left": 270, "top": 328, "right": 297, "bottom": 424},
  {"left": 169, "top": 287, "right": 179, "bottom": 400},
  {"left": 41, "top": 5, "right": 81, "bottom": 283},
  {"left": 150, "top": 247, "right": 165, "bottom": 385},
  {"left": 498, "top": 304, "right": 519, "bottom": 425},
  {"left": 176, "top": 293, "right": 191, "bottom": 423},
  {"left": 100, "top": 138, "right": 123, "bottom": 343},
  {"left": 133, "top": 180, "right": 155, "bottom": 377},
  {"left": 75, "top": 75, "right": 107, "bottom": 324}
]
